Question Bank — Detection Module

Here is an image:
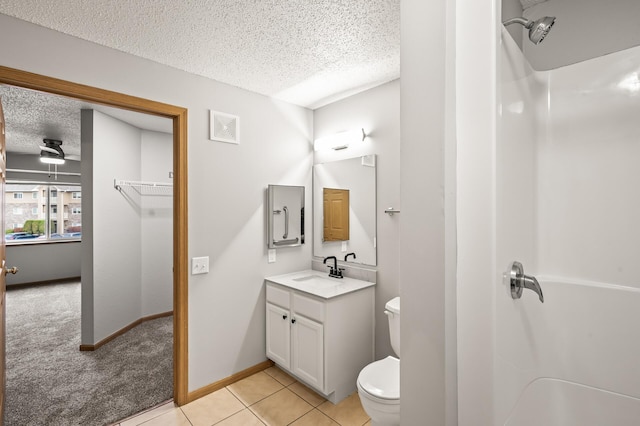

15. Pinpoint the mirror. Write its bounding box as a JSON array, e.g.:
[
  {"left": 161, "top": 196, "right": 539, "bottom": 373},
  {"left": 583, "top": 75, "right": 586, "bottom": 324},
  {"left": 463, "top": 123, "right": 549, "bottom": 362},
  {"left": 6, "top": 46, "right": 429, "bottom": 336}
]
[
  {"left": 267, "top": 185, "right": 305, "bottom": 248},
  {"left": 313, "top": 155, "right": 376, "bottom": 265}
]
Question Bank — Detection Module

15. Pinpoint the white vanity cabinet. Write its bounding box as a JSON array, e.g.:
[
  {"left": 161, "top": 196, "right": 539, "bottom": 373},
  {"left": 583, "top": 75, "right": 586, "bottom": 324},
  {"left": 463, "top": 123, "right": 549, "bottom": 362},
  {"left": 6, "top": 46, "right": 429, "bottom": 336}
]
[{"left": 265, "top": 274, "right": 374, "bottom": 404}]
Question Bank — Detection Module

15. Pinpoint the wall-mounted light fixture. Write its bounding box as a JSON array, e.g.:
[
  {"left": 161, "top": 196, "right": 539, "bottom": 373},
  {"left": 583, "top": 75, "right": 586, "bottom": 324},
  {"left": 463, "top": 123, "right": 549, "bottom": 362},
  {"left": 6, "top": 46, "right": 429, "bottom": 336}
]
[{"left": 314, "top": 128, "right": 366, "bottom": 151}]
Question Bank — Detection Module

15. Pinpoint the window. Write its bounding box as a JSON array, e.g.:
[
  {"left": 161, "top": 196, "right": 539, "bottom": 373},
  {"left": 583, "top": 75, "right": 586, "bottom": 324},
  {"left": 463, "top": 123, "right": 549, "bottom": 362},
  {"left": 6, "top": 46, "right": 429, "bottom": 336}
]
[
  {"left": 6, "top": 183, "right": 82, "bottom": 243},
  {"left": 72, "top": 192, "right": 81, "bottom": 199}
]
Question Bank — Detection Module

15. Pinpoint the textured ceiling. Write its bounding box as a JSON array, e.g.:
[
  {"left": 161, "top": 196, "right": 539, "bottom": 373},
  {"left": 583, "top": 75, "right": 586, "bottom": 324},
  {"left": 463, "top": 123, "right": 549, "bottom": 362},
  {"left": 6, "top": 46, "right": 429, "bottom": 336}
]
[
  {"left": 0, "top": 1, "right": 400, "bottom": 159},
  {"left": 0, "top": 0, "right": 400, "bottom": 109},
  {"left": 0, "top": 85, "right": 172, "bottom": 159}
]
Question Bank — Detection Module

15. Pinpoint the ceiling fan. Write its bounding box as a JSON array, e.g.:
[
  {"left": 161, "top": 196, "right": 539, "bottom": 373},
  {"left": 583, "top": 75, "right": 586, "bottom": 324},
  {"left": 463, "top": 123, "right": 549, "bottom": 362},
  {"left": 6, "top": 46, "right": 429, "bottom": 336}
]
[{"left": 39, "top": 139, "right": 80, "bottom": 164}]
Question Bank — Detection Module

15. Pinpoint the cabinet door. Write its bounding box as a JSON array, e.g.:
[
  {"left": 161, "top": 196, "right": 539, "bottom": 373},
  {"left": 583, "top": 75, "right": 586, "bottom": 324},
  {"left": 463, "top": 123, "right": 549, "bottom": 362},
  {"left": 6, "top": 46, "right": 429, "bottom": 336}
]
[
  {"left": 266, "top": 303, "right": 291, "bottom": 369},
  {"left": 292, "top": 314, "right": 324, "bottom": 391}
]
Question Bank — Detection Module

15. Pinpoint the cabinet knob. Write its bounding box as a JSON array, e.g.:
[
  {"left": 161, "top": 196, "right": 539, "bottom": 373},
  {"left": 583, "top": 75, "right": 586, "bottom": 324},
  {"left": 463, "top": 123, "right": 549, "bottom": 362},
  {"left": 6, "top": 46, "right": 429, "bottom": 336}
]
[
  {"left": 291, "top": 318, "right": 296, "bottom": 324},
  {"left": 282, "top": 314, "right": 288, "bottom": 320}
]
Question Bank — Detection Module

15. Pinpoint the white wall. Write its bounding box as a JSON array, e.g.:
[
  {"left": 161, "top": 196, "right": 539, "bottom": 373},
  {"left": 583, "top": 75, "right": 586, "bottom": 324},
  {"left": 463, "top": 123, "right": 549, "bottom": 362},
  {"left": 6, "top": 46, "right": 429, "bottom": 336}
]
[
  {"left": 522, "top": 0, "right": 640, "bottom": 71},
  {"left": 455, "top": 0, "right": 498, "bottom": 424},
  {"left": 86, "top": 110, "right": 143, "bottom": 343},
  {"left": 313, "top": 80, "right": 400, "bottom": 359},
  {"left": 5, "top": 242, "right": 81, "bottom": 285},
  {"left": 141, "top": 130, "right": 173, "bottom": 316},
  {"left": 538, "top": 45, "right": 640, "bottom": 288},
  {"left": 0, "top": 13, "right": 312, "bottom": 391},
  {"left": 400, "top": 0, "right": 450, "bottom": 423},
  {"left": 81, "top": 111, "right": 173, "bottom": 344}
]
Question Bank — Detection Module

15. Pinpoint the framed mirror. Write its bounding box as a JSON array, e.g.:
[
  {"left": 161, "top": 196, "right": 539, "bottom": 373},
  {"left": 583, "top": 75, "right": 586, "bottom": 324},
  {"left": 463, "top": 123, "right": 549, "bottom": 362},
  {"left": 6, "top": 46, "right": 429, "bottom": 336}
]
[
  {"left": 267, "top": 184, "right": 305, "bottom": 248},
  {"left": 313, "top": 155, "right": 376, "bottom": 265}
]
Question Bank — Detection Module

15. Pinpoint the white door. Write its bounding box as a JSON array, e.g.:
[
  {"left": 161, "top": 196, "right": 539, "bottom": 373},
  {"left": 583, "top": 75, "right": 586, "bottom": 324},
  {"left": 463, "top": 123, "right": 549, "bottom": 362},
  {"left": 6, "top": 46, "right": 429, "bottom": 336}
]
[
  {"left": 291, "top": 314, "right": 323, "bottom": 390},
  {"left": 266, "top": 303, "right": 290, "bottom": 369}
]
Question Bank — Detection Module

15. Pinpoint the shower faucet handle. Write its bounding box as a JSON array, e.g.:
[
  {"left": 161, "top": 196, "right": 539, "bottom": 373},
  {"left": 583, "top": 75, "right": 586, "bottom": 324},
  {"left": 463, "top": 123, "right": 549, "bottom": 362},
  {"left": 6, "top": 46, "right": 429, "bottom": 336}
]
[{"left": 509, "top": 261, "right": 544, "bottom": 303}]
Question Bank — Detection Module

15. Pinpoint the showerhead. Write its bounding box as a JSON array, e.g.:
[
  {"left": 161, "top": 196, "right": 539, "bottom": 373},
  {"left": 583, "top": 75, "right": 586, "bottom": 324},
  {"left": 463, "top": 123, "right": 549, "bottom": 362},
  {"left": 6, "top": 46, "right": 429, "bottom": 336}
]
[{"left": 503, "top": 16, "right": 556, "bottom": 45}]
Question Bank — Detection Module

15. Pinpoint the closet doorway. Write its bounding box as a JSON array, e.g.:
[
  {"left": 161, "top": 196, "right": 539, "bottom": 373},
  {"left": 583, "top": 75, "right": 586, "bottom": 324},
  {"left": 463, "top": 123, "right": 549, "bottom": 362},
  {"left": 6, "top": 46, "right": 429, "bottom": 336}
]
[{"left": 0, "top": 66, "right": 189, "bottom": 406}]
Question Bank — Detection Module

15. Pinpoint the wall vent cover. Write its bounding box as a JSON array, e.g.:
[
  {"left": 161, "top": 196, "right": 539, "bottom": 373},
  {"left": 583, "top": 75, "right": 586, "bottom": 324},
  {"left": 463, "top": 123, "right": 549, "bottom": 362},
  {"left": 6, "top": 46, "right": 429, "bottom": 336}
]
[{"left": 210, "top": 110, "right": 240, "bottom": 144}]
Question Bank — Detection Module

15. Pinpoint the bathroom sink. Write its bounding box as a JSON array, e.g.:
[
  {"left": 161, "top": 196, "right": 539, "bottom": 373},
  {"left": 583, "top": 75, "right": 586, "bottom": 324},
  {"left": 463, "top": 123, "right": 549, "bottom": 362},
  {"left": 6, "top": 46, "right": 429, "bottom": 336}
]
[
  {"left": 293, "top": 275, "right": 341, "bottom": 288},
  {"left": 292, "top": 275, "right": 316, "bottom": 282},
  {"left": 266, "top": 269, "right": 375, "bottom": 299}
]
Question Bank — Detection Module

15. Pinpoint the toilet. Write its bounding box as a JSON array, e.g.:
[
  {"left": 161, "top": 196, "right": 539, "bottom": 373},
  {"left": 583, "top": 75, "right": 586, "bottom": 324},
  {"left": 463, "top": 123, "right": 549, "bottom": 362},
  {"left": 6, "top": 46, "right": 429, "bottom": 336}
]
[{"left": 357, "top": 297, "right": 400, "bottom": 426}]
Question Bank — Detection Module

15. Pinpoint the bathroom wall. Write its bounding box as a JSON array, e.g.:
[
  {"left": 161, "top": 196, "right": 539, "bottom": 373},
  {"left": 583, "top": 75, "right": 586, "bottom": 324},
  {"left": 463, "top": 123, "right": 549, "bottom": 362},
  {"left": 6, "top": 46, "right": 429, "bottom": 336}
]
[
  {"left": 400, "top": 0, "right": 453, "bottom": 423},
  {"left": 502, "top": 0, "right": 523, "bottom": 48},
  {"left": 522, "top": 0, "right": 640, "bottom": 71},
  {"left": 0, "top": 13, "right": 311, "bottom": 391},
  {"left": 455, "top": 0, "right": 499, "bottom": 424},
  {"left": 313, "top": 80, "right": 400, "bottom": 359}
]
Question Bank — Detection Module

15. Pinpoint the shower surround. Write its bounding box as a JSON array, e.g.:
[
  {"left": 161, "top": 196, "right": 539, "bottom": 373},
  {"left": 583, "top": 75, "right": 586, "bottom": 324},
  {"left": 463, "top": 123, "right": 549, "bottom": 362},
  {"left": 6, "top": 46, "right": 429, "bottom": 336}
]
[{"left": 497, "top": 28, "right": 640, "bottom": 424}]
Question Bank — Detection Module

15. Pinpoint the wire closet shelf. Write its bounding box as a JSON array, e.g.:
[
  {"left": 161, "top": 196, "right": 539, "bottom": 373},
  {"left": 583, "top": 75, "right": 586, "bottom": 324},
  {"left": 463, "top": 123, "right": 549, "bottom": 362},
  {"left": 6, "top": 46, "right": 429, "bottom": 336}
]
[{"left": 114, "top": 179, "right": 173, "bottom": 196}]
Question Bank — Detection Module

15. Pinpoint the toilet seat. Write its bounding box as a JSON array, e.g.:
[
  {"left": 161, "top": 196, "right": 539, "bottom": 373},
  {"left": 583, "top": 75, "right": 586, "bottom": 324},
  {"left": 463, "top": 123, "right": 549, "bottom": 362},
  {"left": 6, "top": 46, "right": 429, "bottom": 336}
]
[{"left": 357, "top": 356, "right": 399, "bottom": 404}]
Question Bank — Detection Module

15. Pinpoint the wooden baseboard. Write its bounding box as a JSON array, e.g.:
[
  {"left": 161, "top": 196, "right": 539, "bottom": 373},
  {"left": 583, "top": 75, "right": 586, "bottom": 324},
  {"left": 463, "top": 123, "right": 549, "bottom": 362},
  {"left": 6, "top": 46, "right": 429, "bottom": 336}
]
[
  {"left": 186, "top": 360, "right": 275, "bottom": 403},
  {"left": 6, "top": 276, "right": 81, "bottom": 289},
  {"left": 79, "top": 310, "right": 173, "bottom": 351}
]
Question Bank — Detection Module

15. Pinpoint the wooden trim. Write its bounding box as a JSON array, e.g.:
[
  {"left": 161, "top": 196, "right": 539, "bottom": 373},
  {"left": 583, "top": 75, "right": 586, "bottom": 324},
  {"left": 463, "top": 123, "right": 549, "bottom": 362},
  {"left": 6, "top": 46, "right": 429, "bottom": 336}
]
[
  {"left": 0, "top": 66, "right": 185, "bottom": 117},
  {"left": 79, "top": 311, "right": 173, "bottom": 351},
  {"left": 173, "top": 108, "right": 189, "bottom": 406},
  {"left": 0, "top": 66, "right": 189, "bottom": 405},
  {"left": 187, "top": 360, "right": 275, "bottom": 403}
]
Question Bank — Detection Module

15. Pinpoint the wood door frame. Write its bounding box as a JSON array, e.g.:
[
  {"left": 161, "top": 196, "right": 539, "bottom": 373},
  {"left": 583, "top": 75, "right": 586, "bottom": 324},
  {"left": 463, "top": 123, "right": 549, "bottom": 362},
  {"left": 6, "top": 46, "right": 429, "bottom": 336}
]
[{"left": 0, "top": 65, "right": 189, "bottom": 405}]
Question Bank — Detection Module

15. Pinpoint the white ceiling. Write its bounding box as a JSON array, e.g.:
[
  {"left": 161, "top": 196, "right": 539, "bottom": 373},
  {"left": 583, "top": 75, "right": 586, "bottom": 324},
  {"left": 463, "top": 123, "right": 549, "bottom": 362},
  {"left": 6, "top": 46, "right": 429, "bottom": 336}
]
[
  {"left": 0, "top": 1, "right": 400, "bottom": 159},
  {"left": 0, "top": 0, "right": 400, "bottom": 109}
]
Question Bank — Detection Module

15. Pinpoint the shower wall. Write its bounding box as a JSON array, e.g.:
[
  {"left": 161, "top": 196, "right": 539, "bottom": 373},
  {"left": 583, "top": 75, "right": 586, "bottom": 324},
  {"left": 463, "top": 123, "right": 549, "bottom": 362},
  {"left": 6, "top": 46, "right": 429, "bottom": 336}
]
[
  {"left": 538, "top": 45, "right": 640, "bottom": 288},
  {"left": 497, "top": 26, "right": 640, "bottom": 424}
]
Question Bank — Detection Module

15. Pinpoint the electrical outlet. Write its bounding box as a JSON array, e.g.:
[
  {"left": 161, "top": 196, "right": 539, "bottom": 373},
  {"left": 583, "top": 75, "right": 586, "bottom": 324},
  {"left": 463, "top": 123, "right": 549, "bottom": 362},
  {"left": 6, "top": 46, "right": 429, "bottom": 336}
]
[
  {"left": 191, "top": 256, "right": 209, "bottom": 275},
  {"left": 342, "top": 241, "right": 347, "bottom": 252},
  {"left": 268, "top": 249, "right": 276, "bottom": 263}
]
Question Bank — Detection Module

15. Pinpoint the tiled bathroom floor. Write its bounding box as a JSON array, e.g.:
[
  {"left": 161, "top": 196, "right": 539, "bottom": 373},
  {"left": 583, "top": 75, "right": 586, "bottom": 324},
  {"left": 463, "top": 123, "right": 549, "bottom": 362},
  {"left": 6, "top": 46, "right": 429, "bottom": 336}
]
[{"left": 114, "top": 366, "right": 371, "bottom": 426}]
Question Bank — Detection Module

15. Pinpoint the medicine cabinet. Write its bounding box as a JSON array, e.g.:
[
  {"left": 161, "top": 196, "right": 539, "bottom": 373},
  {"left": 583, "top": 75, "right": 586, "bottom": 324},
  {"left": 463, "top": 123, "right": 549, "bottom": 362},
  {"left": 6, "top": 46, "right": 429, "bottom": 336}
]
[{"left": 267, "top": 184, "right": 305, "bottom": 248}]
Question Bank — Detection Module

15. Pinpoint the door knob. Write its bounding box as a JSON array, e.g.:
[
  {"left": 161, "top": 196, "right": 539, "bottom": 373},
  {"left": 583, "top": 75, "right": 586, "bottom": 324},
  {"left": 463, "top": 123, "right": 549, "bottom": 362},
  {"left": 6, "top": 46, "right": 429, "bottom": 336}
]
[{"left": 4, "top": 266, "right": 18, "bottom": 275}]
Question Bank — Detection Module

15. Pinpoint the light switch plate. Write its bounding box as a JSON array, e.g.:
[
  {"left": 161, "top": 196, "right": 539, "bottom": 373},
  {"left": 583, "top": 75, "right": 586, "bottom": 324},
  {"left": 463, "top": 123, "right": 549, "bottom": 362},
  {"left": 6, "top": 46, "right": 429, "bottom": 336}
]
[
  {"left": 341, "top": 241, "right": 347, "bottom": 252},
  {"left": 268, "top": 249, "right": 276, "bottom": 263},
  {"left": 192, "top": 256, "right": 209, "bottom": 275}
]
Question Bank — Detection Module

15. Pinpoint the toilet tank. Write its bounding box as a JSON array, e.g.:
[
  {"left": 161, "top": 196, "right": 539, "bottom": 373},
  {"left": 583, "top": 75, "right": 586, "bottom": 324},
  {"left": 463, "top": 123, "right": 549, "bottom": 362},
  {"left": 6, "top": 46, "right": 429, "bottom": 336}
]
[{"left": 385, "top": 297, "right": 401, "bottom": 357}]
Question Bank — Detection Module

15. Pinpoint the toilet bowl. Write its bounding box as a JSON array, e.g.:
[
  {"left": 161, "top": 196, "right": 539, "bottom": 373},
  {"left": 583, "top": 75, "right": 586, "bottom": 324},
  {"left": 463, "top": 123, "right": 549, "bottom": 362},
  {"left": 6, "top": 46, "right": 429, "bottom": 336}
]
[
  {"left": 357, "top": 297, "right": 400, "bottom": 426},
  {"left": 357, "top": 356, "right": 399, "bottom": 426}
]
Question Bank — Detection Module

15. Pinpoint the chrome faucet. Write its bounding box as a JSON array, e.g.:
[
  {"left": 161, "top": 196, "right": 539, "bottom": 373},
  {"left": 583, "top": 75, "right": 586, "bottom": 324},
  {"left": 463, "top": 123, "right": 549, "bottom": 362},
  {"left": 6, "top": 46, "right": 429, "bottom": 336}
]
[
  {"left": 323, "top": 256, "right": 343, "bottom": 279},
  {"left": 509, "top": 261, "right": 544, "bottom": 303}
]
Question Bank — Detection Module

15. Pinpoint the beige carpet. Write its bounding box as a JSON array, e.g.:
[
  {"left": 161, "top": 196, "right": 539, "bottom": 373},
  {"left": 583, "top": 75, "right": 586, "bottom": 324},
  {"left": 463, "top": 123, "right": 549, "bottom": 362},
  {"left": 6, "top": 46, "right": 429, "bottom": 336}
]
[{"left": 4, "top": 281, "right": 173, "bottom": 426}]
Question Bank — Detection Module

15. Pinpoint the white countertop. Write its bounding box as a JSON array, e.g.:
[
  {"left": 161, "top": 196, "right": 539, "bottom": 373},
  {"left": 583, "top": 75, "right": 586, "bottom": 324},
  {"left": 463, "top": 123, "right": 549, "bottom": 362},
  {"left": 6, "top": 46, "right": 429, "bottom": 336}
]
[{"left": 265, "top": 269, "right": 375, "bottom": 299}]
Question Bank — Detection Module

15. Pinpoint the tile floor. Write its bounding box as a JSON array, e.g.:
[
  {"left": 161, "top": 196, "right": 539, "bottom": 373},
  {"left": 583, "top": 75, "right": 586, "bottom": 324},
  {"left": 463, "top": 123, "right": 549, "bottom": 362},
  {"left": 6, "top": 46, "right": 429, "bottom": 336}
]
[{"left": 114, "top": 366, "right": 371, "bottom": 426}]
